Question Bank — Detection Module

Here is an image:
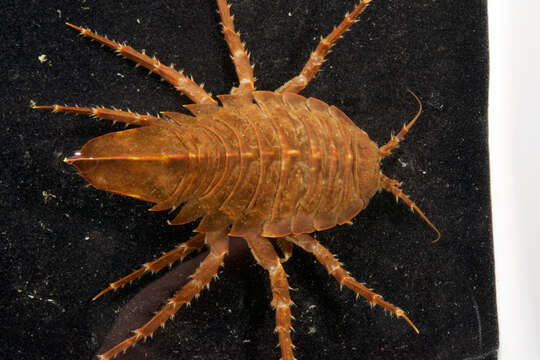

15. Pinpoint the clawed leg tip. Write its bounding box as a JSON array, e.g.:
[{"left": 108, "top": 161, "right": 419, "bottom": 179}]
[
  {"left": 65, "top": 22, "right": 82, "bottom": 31},
  {"left": 92, "top": 288, "right": 111, "bottom": 301},
  {"left": 427, "top": 222, "right": 441, "bottom": 243},
  {"left": 400, "top": 313, "right": 419, "bottom": 334},
  {"left": 33, "top": 105, "right": 54, "bottom": 110}
]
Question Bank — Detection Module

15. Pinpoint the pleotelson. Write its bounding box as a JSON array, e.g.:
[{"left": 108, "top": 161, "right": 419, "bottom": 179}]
[{"left": 73, "top": 91, "right": 381, "bottom": 238}]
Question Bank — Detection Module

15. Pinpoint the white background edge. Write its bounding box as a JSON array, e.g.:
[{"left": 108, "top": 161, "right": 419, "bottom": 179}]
[{"left": 488, "top": 1, "right": 540, "bottom": 359}]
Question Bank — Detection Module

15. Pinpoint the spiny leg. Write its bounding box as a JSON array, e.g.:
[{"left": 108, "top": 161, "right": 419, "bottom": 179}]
[
  {"left": 33, "top": 104, "right": 162, "bottom": 127},
  {"left": 380, "top": 174, "right": 440, "bottom": 240},
  {"left": 216, "top": 0, "right": 255, "bottom": 94},
  {"left": 245, "top": 235, "right": 295, "bottom": 360},
  {"left": 285, "top": 234, "right": 419, "bottom": 333},
  {"left": 93, "top": 233, "right": 206, "bottom": 300},
  {"left": 65, "top": 23, "right": 217, "bottom": 105},
  {"left": 277, "top": 0, "right": 372, "bottom": 94},
  {"left": 98, "top": 230, "right": 229, "bottom": 360}
]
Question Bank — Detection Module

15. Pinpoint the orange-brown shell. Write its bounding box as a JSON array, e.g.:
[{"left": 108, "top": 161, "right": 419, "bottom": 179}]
[{"left": 71, "top": 91, "right": 381, "bottom": 237}]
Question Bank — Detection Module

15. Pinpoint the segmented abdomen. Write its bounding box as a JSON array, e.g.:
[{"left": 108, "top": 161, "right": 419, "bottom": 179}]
[
  {"left": 167, "top": 91, "right": 381, "bottom": 237},
  {"left": 73, "top": 91, "right": 381, "bottom": 237}
]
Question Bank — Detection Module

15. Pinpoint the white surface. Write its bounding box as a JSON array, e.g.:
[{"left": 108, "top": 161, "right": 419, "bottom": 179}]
[{"left": 488, "top": 1, "right": 540, "bottom": 359}]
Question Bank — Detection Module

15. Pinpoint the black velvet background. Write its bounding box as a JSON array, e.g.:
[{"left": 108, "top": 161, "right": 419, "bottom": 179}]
[{"left": 1, "top": 0, "right": 495, "bottom": 359}]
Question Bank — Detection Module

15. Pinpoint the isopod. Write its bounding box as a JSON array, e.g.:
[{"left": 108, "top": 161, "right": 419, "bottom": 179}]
[{"left": 36, "top": 0, "right": 438, "bottom": 359}]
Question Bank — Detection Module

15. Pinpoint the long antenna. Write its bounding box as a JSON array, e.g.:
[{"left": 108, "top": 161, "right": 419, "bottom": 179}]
[{"left": 379, "top": 89, "right": 422, "bottom": 158}]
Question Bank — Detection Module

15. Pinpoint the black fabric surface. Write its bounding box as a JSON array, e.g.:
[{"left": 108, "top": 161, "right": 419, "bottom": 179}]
[{"left": 1, "top": 0, "right": 495, "bottom": 359}]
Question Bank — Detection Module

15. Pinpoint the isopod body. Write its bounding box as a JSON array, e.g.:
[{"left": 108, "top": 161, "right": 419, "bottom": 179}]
[
  {"left": 71, "top": 91, "right": 381, "bottom": 238},
  {"left": 36, "top": 1, "right": 439, "bottom": 359}
]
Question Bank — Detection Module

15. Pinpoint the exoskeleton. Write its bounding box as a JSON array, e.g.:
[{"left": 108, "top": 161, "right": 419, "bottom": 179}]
[{"left": 36, "top": 1, "right": 438, "bottom": 358}]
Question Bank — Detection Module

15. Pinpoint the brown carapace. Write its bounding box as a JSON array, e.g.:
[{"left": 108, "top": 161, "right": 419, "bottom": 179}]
[{"left": 36, "top": 0, "right": 439, "bottom": 359}]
